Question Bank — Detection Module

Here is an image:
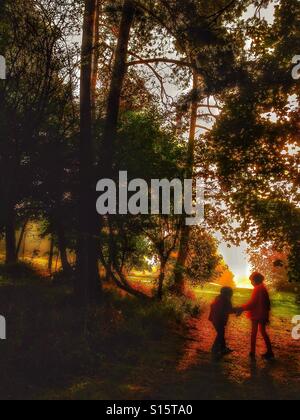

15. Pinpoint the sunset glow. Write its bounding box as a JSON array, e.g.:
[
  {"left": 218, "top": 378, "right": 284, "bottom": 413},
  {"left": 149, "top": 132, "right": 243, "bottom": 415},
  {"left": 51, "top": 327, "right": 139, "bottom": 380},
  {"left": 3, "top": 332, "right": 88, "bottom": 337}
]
[{"left": 235, "top": 277, "right": 253, "bottom": 289}]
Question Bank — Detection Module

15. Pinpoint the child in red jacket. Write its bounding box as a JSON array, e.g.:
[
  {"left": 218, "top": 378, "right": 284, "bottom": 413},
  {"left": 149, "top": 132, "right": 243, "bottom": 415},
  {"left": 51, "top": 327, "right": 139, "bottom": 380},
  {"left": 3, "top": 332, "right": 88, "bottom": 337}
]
[
  {"left": 240, "top": 272, "right": 274, "bottom": 361},
  {"left": 209, "top": 287, "right": 239, "bottom": 356}
]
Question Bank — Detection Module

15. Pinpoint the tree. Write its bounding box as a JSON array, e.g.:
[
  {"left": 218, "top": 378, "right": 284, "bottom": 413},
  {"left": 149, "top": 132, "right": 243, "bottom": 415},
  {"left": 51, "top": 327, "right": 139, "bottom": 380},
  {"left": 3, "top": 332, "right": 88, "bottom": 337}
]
[
  {"left": 206, "top": 0, "right": 300, "bottom": 283},
  {"left": 127, "top": 0, "right": 259, "bottom": 295},
  {"left": 77, "top": 0, "right": 101, "bottom": 303},
  {"left": 173, "top": 70, "right": 200, "bottom": 294},
  {"left": 99, "top": 110, "right": 185, "bottom": 299},
  {"left": 249, "top": 246, "right": 291, "bottom": 291},
  {"left": 185, "top": 228, "right": 221, "bottom": 286},
  {"left": 0, "top": 0, "right": 78, "bottom": 265},
  {"left": 100, "top": 0, "right": 136, "bottom": 176},
  {"left": 94, "top": 0, "right": 270, "bottom": 298}
]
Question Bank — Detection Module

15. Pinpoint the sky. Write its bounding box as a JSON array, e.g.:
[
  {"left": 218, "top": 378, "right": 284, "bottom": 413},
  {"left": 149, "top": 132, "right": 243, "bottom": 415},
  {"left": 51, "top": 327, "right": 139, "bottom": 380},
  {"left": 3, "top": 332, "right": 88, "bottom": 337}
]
[
  {"left": 219, "top": 242, "right": 251, "bottom": 286},
  {"left": 244, "top": 1, "right": 277, "bottom": 22}
]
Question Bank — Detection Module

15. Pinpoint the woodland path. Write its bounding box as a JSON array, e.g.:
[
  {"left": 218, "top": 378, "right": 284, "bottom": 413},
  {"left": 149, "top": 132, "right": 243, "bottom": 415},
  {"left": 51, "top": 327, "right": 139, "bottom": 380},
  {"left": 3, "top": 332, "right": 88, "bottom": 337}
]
[
  {"left": 40, "top": 296, "right": 300, "bottom": 400},
  {"left": 145, "top": 307, "right": 300, "bottom": 400}
]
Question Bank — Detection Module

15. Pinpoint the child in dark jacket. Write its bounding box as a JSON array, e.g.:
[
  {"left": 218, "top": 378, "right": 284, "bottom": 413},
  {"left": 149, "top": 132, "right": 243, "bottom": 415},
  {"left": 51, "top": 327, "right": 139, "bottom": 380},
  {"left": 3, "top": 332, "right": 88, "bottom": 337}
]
[{"left": 209, "top": 287, "right": 239, "bottom": 356}]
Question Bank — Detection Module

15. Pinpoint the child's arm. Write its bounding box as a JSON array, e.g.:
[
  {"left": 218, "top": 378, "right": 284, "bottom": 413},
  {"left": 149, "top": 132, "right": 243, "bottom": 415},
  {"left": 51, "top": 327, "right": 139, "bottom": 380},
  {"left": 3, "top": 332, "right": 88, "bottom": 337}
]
[
  {"left": 229, "top": 303, "right": 240, "bottom": 315},
  {"left": 234, "top": 307, "right": 244, "bottom": 316}
]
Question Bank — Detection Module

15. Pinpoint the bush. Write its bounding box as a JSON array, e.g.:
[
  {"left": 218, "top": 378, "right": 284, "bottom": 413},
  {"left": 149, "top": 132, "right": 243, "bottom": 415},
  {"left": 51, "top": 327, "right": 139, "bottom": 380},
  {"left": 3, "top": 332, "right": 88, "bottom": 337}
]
[
  {"left": 161, "top": 294, "right": 201, "bottom": 321},
  {"left": 0, "top": 262, "right": 39, "bottom": 281}
]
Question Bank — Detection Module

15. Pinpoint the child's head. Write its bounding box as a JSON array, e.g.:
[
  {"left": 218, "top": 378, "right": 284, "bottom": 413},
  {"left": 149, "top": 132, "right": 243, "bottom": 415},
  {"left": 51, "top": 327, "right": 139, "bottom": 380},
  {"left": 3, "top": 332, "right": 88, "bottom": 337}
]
[
  {"left": 250, "top": 272, "right": 265, "bottom": 287},
  {"left": 220, "top": 287, "right": 233, "bottom": 301}
]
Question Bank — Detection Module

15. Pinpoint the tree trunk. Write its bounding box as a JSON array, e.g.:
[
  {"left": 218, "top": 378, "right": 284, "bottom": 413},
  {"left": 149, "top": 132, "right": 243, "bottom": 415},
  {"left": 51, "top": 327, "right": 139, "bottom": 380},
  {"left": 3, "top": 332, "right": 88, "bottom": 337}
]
[
  {"left": 105, "top": 254, "right": 113, "bottom": 283},
  {"left": 56, "top": 221, "right": 71, "bottom": 274},
  {"left": 101, "top": 0, "right": 135, "bottom": 176},
  {"left": 91, "top": 0, "right": 100, "bottom": 121},
  {"left": 5, "top": 201, "right": 17, "bottom": 265},
  {"left": 76, "top": 0, "right": 102, "bottom": 304},
  {"left": 22, "top": 231, "right": 27, "bottom": 260},
  {"left": 157, "top": 258, "right": 167, "bottom": 301},
  {"left": 173, "top": 70, "right": 199, "bottom": 294},
  {"left": 98, "top": 0, "right": 135, "bottom": 295},
  {"left": 48, "top": 236, "right": 54, "bottom": 274},
  {"left": 16, "top": 219, "right": 28, "bottom": 258},
  {"left": 55, "top": 251, "right": 60, "bottom": 273}
]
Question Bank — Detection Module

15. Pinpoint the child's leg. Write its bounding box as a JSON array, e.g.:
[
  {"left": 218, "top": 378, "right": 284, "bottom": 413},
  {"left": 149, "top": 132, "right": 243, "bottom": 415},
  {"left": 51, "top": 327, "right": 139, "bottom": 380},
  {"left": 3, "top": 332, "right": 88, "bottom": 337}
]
[
  {"left": 212, "top": 325, "right": 225, "bottom": 353},
  {"left": 259, "top": 323, "right": 273, "bottom": 354},
  {"left": 212, "top": 327, "right": 220, "bottom": 353},
  {"left": 219, "top": 326, "right": 226, "bottom": 350},
  {"left": 251, "top": 321, "right": 259, "bottom": 355},
  {"left": 212, "top": 336, "right": 219, "bottom": 353}
]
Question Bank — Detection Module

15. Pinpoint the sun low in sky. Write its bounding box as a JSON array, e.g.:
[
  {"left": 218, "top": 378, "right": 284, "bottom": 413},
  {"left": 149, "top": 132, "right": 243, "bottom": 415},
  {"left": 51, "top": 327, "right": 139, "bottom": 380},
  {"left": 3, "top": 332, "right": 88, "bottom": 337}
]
[{"left": 219, "top": 241, "right": 253, "bottom": 289}]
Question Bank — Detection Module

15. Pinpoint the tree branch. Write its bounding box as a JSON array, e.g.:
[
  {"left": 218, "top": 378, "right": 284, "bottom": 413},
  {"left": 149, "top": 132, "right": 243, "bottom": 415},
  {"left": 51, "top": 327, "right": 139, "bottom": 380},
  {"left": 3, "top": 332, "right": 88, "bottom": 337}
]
[{"left": 127, "top": 57, "right": 193, "bottom": 68}]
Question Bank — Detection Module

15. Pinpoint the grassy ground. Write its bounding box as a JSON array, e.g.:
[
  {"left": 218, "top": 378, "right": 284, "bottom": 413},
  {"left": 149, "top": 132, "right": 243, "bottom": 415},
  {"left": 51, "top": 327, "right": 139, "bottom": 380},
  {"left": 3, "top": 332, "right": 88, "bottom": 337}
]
[
  {"left": 194, "top": 282, "right": 300, "bottom": 319},
  {"left": 0, "top": 266, "right": 299, "bottom": 400}
]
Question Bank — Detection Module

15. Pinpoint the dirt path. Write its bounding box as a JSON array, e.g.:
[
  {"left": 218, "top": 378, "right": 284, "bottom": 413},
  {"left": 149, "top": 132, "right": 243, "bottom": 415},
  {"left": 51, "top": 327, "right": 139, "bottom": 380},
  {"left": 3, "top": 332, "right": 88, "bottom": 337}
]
[
  {"left": 39, "top": 304, "right": 300, "bottom": 400},
  {"left": 155, "top": 307, "right": 300, "bottom": 400}
]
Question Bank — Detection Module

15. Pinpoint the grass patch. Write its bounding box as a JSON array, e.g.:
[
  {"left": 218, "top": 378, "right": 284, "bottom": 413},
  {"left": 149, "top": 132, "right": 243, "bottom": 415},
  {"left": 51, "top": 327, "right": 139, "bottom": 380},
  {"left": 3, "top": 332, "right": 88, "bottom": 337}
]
[{"left": 194, "top": 283, "right": 300, "bottom": 319}]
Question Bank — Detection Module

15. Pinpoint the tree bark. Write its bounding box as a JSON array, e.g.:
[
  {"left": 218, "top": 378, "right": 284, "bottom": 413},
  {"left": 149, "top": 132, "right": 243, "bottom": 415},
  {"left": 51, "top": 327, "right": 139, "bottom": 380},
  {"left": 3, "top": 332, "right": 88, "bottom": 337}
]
[
  {"left": 16, "top": 219, "right": 28, "bottom": 258},
  {"left": 5, "top": 201, "right": 17, "bottom": 265},
  {"left": 22, "top": 231, "right": 27, "bottom": 260},
  {"left": 157, "top": 258, "right": 167, "bottom": 301},
  {"left": 91, "top": 0, "right": 100, "bottom": 121},
  {"left": 56, "top": 220, "right": 71, "bottom": 274},
  {"left": 99, "top": 0, "right": 135, "bottom": 295},
  {"left": 173, "top": 70, "right": 199, "bottom": 294},
  {"left": 48, "top": 235, "right": 54, "bottom": 274},
  {"left": 101, "top": 0, "right": 135, "bottom": 176},
  {"left": 76, "top": 0, "right": 101, "bottom": 304}
]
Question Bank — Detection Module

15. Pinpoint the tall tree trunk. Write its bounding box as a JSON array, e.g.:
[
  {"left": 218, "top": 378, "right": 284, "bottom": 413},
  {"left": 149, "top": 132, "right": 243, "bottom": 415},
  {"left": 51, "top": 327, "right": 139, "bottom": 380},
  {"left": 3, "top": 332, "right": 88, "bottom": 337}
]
[
  {"left": 76, "top": 0, "right": 101, "bottom": 304},
  {"left": 22, "top": 231, "right": 27, "bottom": 260},
  {"left": 99, "top": 0, "right": 135, "bottom": 289},
  {"left": 56, "top": 221, "right": 71, "bottom": 274},
  {"left": 91, "top": 0, "right": 100, "bottom": 121},
  {"left": 5, "top": 201, "right": 17, "bottom": 265},
  {"left": 101, "top": 0, "right": 135, "bottom": 176},
  {"left": 105, "top": 252, "right": 113, "bottom": 283},
  {"left": 16, "top": 219, "right": 28, "bottom": 258},
  {"left": 48, "top": 235, "right": 54, "bottom": 274},
  {"left": 157, "top": 257, "right": 167, "bottom": 301},
  {"left": 55, "top": 251, "right": 60, "bottom": 273},
  {"left": 173, "top": 70, "right": 199, "bottom": 294}
]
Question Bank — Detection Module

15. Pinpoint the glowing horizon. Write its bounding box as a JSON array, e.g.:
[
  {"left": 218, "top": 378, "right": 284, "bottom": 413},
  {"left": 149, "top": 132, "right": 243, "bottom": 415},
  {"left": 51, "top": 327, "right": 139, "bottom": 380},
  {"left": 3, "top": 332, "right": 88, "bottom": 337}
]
[{"left": 235, "top": 276, "right": 253, "bottom": 289}]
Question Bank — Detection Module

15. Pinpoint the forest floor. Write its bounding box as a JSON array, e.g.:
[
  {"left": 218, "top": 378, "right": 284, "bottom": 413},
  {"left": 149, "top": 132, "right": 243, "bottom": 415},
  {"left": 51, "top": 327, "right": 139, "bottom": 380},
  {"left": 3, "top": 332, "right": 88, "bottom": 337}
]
[
  {"left": 45, "top": 285, "right": 300, "bottom": 401},
  {"left": 0, "top": 267, "right": 299, "bottom": 400}
]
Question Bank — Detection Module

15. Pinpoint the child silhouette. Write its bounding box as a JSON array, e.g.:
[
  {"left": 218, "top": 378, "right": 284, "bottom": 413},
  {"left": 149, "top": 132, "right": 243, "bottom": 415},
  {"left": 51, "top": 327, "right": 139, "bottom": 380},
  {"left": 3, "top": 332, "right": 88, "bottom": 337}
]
[
  {"left": 239, "top": 272, "right": 275, "bottom": 361},
  {"left": 209, "top": 287, "right": 240, "bottom": 356}
]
